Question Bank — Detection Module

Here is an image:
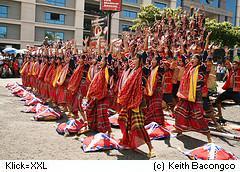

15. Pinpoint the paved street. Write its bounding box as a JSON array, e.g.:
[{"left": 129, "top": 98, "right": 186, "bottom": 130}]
[{"left": 0, "top": 78, "right": 239, "bottom": 160}]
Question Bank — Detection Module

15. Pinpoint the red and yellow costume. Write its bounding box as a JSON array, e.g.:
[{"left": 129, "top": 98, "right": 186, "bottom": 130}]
[
  {"left": 86, "top": 67, "right": 111, "bottom": 133},
  {"left": 145, "top": 66, "right": 164, "bottom": 125},
  {"left": 117, "top": 67, "right": 151, "bottom": 148},
  {"left": 175, "top": 63, "right": 209, "bottom": 134}
]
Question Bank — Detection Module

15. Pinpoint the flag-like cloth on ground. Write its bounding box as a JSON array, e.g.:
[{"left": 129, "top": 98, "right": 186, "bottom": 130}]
[
  {"left": 23, "top": 103, "right": 48, "bottom": 113},
  {"left": 82, "top": 98, "right": 88, "bottom": 111},
  {"left": 11, "top": 86, "right": 25, "bottom": 96},
  {"left": 25, "top": 96, "right": 42, "bottom": 106},
  {"left": 184, "top": 143, "right": 238, "bottom": 160},
  {"left": 145, "top": 122, "right": 171, "bottom": 140},
  {"left": 20, "top": 92, "right": 35, "bottom": 101},
  {"left": 6, "top": 83, "right": 17, "bottom": 89},
  {"left": 109, "top": 113, "right": 119, "bottom": 127},
  {"left": 33, "top": 107, "right": 61, "bottom": 121},
  {"left": 56, "top": 118, "right": 85, "bottom": 135},
  {"left": 81, "top": 133, "right": 120, "bottom": 152},
  {"left": 7, "top": 83, "right": 30, "bottom": 98}
]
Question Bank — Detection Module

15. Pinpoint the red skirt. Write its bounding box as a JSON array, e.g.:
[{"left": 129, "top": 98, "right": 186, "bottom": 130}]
[
  {"left": 57, "top": 79, "right": 70, "bottom": 105},
  {"left": 86, "top": 97, "right": 111, "bottom": 133},
  {"left": 66, "top": 91, "right": 74, "bottom": 108},
  {"left": 144, "top": 88, "right": 164, "bottom": 125},
  {"left": 72, "top": 80, "right": 88, "bottom": 113},
  {"left": 48, "top": 85, "right": 57, "bottom": 102},
  {"left": 42, "top": 82, "right": 49, "bottom": 100},
  {"left": 21, "top": 75, "right": 26, "bottom": 87},
  {"left": 108, "top": 89, "right": 120, "bottom": 112},
  {"left": 38, "top": 80, "right": 44, "bottom": 97},
  {"left": 174, "top": 99, "right": 209, "bottom": 134},
  {"left": 23, "top": 75, "right": 30, "bottom": 87},
  {"left": 57, "top": 85, "right": 65, "bottom": 105},
  {"left": 118, "top": 108, "right": 151, "bottom": 149}
]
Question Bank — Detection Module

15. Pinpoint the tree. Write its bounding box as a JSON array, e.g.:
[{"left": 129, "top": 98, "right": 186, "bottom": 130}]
[
  {"left": 131, "top": 5, "right": 240, "bottom": 48},
  {"left": 205, "top": 19, "right": 240, "bottom": 48}
]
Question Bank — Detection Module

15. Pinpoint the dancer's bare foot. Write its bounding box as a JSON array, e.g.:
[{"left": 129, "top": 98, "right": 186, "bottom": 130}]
[
  {"left": 216, "top": 125, "right": 223, "bottom": 131},
  {"left": 207, "top": 133, "right": 213, "bottom": 143},
  {"left": 77, "top": 126, "right": 90, "bottom": 135},
  {"left": 147, "top": 148, "right": 156, "bottom": 158},
  {"left": 64, "top": 130, "right": 70, "bottom": 137},
  {"left": 172, "top": 129, "right": 182, "bottom": 136},
  {"left": 107, "top": 131, "right": 114, "bottom": 138}
]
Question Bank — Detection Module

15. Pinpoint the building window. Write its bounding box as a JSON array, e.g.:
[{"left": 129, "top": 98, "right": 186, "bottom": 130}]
[
  {"left": 0, "top": 26, "right": 7, "bottom": 38},
  {"left": 0, "top": 5, "right": 8, "bottom": 18},
  {"left": 122, "top": 24, "right": 132, "bottom": 31},
  {"left": 154, "top": 2, "right": 167, "bottom": 9},
  {"left": 45, "top": 0, "right": 66, "bottom": 7},
  {"left": 200, "top": 0, "right": 220, "bottom": 8},
  {"left": 176, "top": 0, "right": 182, "bottom": 7},
  {"left": 84, "top": 19, "right": 92, "bottom": 31},
  {"left": 122, "top": 10, "right": 137, "bottom": 19},
  {"left": 45, "top": 12, "right": 65, "bottom": 24},
  {"left": 45, "top": 31, "right": 64, "bottom": 41},
  {"left": 123, "top": 0, "right": 138, "bottom": 4},
  {"left": 225, "top": 16, "right": 228, "bottom": 22}
]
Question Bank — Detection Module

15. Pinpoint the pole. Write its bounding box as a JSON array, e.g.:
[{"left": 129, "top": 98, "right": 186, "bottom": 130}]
[{"left": 107, "top": 12, "right": 112, "bottom": 46}]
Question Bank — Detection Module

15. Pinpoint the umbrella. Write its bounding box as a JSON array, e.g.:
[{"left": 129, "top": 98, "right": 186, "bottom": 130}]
[
  {"left": 2, "top": 48, "right": 17, "bottom": 54},
  {"left": 16, "top": 49, "right": 29, "bottom": 54}
]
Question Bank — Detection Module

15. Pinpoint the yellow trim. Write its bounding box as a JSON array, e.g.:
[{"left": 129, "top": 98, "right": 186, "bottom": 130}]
[
  {"left": 20, "top": 62, "right": 29, "bottom": 74},
  {"left": 52, "top": 66, "right": 62, "bottom": 87},
  {"left": 188, "top": 65, "right": 200, "bottom": 102},
  {"left": 87, "top": 68, "right": 92, "bottom": 82},
  {"left": 147, "top": 66, "right": 159, "bottom": 96},
  {"left": 105, "top": 67, "right": 109, "bottom": 84},
  {"left": 132, "top": 106, "right": 139, "bottom": 113}
]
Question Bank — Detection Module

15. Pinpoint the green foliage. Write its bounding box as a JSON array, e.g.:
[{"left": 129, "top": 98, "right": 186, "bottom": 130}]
[
  {"left": 205, "top": 19, "right": 240, "bottom": 48},
  {"left": 131, "top": 5, "right": 240, "bottom": 48},
  {"left": 132, "top": 5, "right": 183, "bottom": 30}
]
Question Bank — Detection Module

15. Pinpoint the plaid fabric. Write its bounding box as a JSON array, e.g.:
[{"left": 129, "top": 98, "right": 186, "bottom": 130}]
[
  {"left": 118, "top": 108, "right": 151, "bottom": 148},
  {"left": 86, "top": 97, "right": 111, "bottom": 133},
  {"left": 145, "top": 88, "right": 164, "bottom": 125},
  {"left": 174, "top": 99, "right": 209, "bottom": 134}
]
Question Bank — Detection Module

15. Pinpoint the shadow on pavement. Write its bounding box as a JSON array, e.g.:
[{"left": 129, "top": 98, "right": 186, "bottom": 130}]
[
  {"left": 176, "top": 135, "right": 207, "bottom": 150},
  {"left": 106, "top": 149, "right": 149, "bottom": 160}
]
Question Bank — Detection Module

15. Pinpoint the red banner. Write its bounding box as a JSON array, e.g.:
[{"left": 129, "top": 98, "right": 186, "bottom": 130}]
[{"left": 101, "top": 0, "right": 122, "bottom": 11}]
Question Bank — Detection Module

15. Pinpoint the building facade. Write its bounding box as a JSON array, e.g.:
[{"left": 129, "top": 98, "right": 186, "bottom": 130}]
[
  {"left": 179, "top": 0, "right": 238, "bottom": 26},
  {"left": 0, "top": 0, "right": 84, "bottom": 50},
  {"left": 0, "top": 0, "right": 239, "bottom": 50}
]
